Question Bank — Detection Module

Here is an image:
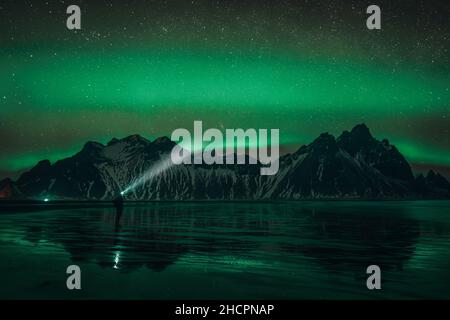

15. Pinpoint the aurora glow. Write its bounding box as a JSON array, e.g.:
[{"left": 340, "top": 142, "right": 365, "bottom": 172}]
[{"left": 0, "top": 0, "right": 449, "bottom": 179}]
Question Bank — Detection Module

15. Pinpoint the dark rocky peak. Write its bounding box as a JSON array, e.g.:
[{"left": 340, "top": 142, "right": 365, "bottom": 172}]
[
  {"left": 307, "top": 132, "right": 338, "bottom": 154},
  {"left": 338, "top": 130, "right": 351, "bottom": 140},
  {"left": 82, "top": 141, "right": 104, "bottom": 151},
  {"left": 337, "top": 123, "right": 376, "bottom": 156},
  {"left": 17, "top": 159, "right": 52, "bottom": 184},
  {"left": 294, "top": 144, "right": 308, "bottom": 156},
  {"left": 152, "top": 136, "right": 172, "bottom": 144},
  {"left": 426, "top": 170, "right": 450, "bottom": 190},
  {"left": 78, "top": 141, "right": 104, "bottom": 156},
  {"left": 71, "top": 141, "right": 106, "bottom": 164},
  {"left": 122, "top": 134, "right": 150, "bottom": 144},
  {"left": 107, "top": 138, "right": 120, "bottom": 146},
  {"left": 32, "top": 159, "right": 51, "bottom": 171},
  {"left": 426, "top": 170, "right": 436, "bottom": 180},
  {"left": 350, "top": 123, "right": 373, "bottom": 140},
  {"left": 152, "top": 136, "right": 175, "bottom": 147},
  {"left": 381, "top": 139, "right": 391, "bottom": 147},
  {"left": 107, "top": 135, "right": 149, "bottom": 146},
  {"left": 313, "top": 132, "right": 336, "bottom": 143}
]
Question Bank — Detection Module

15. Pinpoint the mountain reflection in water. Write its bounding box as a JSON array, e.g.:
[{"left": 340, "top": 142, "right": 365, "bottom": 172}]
[{"left": 1, "top": 201, "right": 449, "bottom": 299}]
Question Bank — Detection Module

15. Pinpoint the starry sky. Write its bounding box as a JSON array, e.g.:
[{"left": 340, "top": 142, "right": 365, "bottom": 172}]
[{"left": 0, "top": 0, "right": 449, "bottom": 179}]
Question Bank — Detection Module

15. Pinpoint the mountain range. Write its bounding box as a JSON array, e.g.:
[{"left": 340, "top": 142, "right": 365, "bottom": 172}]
[{"left": 1, "top": 124, "right": 449, "bottom": 200}]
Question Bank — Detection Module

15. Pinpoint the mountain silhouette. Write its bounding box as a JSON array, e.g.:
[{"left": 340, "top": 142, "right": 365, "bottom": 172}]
[{"left": 1, "top": 124, "right": 449, "bottom": 200}]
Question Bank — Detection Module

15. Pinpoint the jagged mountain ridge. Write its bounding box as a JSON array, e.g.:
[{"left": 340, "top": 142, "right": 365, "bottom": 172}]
[{"left": 1, "top": 124, "right": 449, "bottom": 200}]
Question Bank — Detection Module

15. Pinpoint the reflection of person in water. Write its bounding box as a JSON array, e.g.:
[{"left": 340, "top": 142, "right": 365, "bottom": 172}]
[
  {"left": 113, "top": 194, "right": 124, "bottom": 212},
  {"left": 113, "top": 194, "right": 124, "bottom": 231}
]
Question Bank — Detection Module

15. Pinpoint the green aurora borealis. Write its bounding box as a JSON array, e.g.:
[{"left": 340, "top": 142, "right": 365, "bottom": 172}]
[{"left": 0, "top": 0, "right": 449, "bottom": 179}]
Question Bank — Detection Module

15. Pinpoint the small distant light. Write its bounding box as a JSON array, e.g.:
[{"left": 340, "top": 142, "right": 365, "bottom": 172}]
[
  {"left": 120, "top": 191, "right": 124, "bottom": 195},
  {"left": 44, "top": 198, "right": 49, "bottom": 202}
]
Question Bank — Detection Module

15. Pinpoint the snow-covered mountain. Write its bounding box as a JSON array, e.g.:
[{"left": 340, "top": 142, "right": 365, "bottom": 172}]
[{"left": 1, "top": 124, "right": 449, "bottom": 200}]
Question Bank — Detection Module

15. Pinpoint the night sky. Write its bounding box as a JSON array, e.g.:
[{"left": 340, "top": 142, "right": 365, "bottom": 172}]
[{"left": 0, "top": 0, "right": 449, "bottom": 179}]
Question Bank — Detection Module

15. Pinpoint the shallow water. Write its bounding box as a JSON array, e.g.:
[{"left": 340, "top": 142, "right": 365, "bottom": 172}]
[{"left": 0, "top": 201, "right": 449, "bottom": 299}]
